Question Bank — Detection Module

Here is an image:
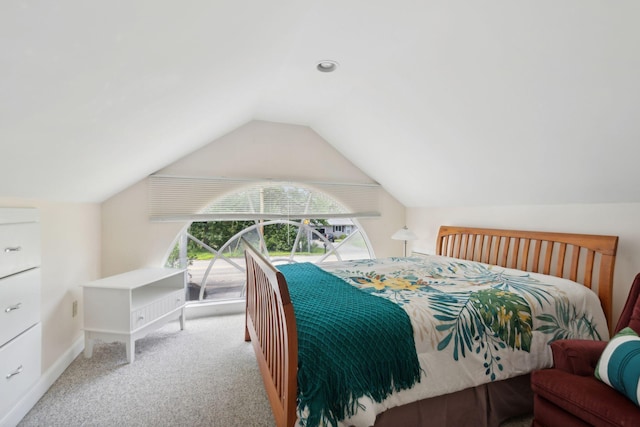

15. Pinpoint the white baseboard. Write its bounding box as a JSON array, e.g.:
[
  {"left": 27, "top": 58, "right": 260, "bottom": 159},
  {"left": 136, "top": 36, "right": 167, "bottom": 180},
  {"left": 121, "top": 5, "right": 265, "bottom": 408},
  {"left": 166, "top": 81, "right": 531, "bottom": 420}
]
[
  {"left": 185, "top": 299, "right": 244, "bottom": 319},
  {"left": 0, "top": 335, "right": 84, "bottom": 427}
]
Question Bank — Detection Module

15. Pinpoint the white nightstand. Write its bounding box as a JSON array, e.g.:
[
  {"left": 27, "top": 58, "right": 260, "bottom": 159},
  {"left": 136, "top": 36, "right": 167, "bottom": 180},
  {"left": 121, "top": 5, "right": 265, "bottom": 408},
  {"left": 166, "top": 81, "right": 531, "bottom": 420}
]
[{"left": 82, "top": 267, "right": 186, "bottom": 363}]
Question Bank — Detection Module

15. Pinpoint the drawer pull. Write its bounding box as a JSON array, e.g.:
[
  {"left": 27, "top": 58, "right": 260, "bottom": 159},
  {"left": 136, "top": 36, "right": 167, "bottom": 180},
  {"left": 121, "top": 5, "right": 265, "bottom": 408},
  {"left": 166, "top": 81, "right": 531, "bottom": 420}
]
[
  {"left": 6, "top": 365, "right": 23, "bottom": 380},
  {"left": 138, "top": 316, "right": 145, "bottom": 321},
  {"left": 5, "top": 302, "right": 22, "bottom": 313},
  {"left": 4, "top": 246, "right": 22, "bottom": 253}
]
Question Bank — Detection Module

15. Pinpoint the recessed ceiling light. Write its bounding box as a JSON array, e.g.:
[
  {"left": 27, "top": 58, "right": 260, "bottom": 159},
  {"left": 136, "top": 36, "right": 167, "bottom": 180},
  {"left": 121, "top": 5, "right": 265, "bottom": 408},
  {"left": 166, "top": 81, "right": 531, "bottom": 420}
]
[{"left": 316, "top": 60, "right": 339, "bottom": 73}]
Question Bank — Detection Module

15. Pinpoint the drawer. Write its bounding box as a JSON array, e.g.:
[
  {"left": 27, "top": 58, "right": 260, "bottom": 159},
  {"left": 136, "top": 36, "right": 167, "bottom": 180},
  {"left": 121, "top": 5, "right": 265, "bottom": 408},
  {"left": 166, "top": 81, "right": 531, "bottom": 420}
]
[
  {"left": 0, "top": 323, "right": 41, "bottom": 417},
  {"left": 131, "top": 289, "right": 184, "bottom": 330},
  {"left": 0, "top": 222, "right": 41, "bottom": 278},
  {"left": 0, "top": 268, "right": 40, "bottom": 346}
]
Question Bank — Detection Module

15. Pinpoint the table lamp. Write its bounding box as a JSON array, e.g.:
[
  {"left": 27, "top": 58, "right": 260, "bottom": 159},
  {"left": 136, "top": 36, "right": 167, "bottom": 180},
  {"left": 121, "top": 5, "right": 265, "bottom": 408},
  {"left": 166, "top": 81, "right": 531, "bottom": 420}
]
[{"left": 391, "top": 226, "right": 418, "bottom": 257}]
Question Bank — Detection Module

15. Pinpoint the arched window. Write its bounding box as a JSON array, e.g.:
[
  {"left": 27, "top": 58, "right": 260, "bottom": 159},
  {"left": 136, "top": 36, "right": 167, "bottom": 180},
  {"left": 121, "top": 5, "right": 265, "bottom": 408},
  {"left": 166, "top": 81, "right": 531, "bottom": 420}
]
[{"left": 160, "top": 180, "right": 377, "bottom": 303}]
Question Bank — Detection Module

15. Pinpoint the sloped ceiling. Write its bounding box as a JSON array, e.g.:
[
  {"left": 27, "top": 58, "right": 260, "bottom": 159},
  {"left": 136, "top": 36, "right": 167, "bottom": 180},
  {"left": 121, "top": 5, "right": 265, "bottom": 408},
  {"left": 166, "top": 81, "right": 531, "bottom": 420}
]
[{"left": 1, "top": 1, "right": 639, "bottom": 206}]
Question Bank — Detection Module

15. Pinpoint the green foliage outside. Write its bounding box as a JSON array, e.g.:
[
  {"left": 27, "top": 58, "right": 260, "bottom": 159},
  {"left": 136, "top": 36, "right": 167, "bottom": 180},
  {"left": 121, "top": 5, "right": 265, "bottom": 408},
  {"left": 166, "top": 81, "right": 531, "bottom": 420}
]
[
  {"left": 166, "top": 219, "right": 331, "bottom": 267},
  {"left": 189, "top": 220, "right": 255, "bottom": 251}
]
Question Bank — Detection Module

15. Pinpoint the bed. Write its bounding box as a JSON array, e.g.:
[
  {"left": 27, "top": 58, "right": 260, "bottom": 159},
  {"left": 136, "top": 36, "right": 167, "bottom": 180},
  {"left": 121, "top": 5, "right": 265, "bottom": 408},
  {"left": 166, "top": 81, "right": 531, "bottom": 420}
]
[{"left": 243, "top": 226, "right": 618, "bottom": 427}]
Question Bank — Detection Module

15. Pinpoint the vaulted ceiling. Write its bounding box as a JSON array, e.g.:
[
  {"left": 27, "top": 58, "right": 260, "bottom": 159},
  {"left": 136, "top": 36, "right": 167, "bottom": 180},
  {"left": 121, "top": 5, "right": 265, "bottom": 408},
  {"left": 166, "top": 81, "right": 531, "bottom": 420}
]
[{"left": 2, "top": 1, "right": 639, "bottom": 207}]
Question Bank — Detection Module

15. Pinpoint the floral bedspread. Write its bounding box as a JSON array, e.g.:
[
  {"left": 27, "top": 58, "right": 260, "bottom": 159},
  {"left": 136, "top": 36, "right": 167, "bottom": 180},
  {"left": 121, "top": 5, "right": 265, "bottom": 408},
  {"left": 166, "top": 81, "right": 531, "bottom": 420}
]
[{"left": 314, "top": 254, "right": 609, "bottom": 426}]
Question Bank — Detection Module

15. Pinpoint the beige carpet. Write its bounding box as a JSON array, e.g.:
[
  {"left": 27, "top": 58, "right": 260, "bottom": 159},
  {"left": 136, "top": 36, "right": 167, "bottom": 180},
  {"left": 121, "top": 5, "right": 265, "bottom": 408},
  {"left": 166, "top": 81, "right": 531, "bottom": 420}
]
[{"left": 19, "top": 314, "right": 532, "bottom": 427}]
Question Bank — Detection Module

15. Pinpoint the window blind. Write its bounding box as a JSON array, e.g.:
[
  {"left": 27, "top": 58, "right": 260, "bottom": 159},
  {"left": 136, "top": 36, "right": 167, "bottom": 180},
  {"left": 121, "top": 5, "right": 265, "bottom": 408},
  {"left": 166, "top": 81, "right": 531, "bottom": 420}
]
[{"left": 148, "top": 175, "right": 381, "bottom": 222}]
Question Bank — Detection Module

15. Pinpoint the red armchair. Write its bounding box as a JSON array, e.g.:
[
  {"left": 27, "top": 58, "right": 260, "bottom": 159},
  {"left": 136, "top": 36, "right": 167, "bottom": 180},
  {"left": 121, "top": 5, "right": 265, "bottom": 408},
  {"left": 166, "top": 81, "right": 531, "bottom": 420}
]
[{"left": 531, "top": 272, "right": 640, "bottom": 427}]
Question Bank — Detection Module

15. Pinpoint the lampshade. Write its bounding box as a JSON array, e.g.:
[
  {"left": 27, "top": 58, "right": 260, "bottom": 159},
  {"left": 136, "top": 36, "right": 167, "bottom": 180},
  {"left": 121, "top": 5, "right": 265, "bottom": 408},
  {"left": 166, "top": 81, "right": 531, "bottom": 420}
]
[{"left": 391, "top": 226, "right": 418, "bottom": 241}]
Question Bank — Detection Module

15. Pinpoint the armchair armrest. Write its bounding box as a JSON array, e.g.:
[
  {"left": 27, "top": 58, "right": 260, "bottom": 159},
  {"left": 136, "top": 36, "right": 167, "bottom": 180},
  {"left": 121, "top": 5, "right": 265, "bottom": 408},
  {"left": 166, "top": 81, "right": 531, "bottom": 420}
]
[{"left": 550, "top": 339, "right": 608, "bottom": 376}]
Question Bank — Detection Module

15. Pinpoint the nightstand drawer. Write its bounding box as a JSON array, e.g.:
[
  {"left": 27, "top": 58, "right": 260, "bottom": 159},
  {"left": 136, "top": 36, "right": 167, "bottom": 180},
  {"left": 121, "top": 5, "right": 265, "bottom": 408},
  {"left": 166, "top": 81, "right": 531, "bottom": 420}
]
[
  {"left": 0, "top": 268, "right": 40, "bottom": 346},
  {"left": 0, "top": 222, "right": 41, "bottom": 279},
  {"left": 131, "top": 289, "right": 184, "bottom": 330},
  {"left": 0, "top": 323, "right": 41, "bottom": 417}
]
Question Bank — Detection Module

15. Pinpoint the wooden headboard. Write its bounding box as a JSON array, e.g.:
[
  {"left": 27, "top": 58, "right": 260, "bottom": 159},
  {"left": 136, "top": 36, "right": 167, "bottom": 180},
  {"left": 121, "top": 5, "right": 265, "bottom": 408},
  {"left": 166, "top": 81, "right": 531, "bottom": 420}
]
[{"left": 436, "top": 226, "right": 619, "bottom": 326}]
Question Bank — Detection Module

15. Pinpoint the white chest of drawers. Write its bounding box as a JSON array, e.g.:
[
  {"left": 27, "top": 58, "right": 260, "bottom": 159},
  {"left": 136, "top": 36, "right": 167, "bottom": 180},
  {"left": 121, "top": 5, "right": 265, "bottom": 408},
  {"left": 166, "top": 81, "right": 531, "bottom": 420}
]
[
  {"left": 82, "top": 267, "right": 186, "bottom": 363},
  {"left": 0, "top": 208, "right": 41, "bottom": 421}
]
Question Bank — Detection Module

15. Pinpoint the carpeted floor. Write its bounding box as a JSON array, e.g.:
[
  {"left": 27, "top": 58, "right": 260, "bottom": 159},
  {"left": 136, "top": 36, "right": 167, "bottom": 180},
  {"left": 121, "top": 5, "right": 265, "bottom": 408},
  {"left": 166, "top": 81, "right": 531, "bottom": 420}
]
[
  {"left": 19, "top": 314, "right": 272, "bottom": 427},
  {"left": 18, "top": 314, "right": 532, "bottom": 427}
]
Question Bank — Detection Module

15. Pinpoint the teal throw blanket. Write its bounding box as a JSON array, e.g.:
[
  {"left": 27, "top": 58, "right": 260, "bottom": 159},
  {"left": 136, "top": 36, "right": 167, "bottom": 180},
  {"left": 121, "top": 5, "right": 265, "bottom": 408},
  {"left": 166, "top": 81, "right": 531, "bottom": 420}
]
[{"left": 278, "top": 263, "right": 421, "bottom": 427}]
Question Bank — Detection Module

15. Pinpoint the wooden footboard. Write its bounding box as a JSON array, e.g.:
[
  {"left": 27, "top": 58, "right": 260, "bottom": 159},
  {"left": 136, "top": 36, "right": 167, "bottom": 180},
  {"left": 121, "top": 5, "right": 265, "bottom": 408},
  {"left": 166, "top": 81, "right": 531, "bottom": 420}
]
[
  {"left": 244, "top": 241, "right": 297, "bottom": 427},
  {"left": 436, "top": 226, "right": 618, "bottom": 326}
]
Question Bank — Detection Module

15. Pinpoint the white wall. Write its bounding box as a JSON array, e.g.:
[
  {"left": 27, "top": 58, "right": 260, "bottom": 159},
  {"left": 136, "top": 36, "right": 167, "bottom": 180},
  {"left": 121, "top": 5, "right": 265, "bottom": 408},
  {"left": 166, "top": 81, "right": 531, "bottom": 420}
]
[
  {"left": 101, "top": 120, "right": 406, "bottom": 276},
  {"left": 406, "top": 203, "right": 640, "bottom": 328},
  {"left": 0, "top": 199, "right": 101, "bottom": 371}
]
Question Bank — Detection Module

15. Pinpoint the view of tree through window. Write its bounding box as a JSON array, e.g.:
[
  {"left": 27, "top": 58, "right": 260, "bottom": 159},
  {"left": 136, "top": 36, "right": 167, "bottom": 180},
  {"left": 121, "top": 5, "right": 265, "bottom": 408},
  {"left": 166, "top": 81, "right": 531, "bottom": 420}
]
[{"left": 165, "top": 218, "right": 373, "bottom": 303}]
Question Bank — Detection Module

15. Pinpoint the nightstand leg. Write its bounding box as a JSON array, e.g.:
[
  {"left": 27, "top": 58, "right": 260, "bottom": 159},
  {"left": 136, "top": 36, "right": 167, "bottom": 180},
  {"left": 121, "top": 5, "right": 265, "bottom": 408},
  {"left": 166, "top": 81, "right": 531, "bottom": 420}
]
[
  {"left": 126, "top": 338, "right": 135, "bottom": 363},
  {"left": 84, "top": 332, "right": 94, "bottom": 358},
  {"left": 179, "top": 307, "right": 185, "bottom": 330}
]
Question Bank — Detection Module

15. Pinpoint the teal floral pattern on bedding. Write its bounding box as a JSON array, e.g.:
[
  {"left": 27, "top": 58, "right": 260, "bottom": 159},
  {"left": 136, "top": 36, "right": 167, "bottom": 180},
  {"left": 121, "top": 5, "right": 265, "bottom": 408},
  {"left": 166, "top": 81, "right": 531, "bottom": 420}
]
[{"left": 322, "top": 255, "right": 607, "bottom": 384}]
